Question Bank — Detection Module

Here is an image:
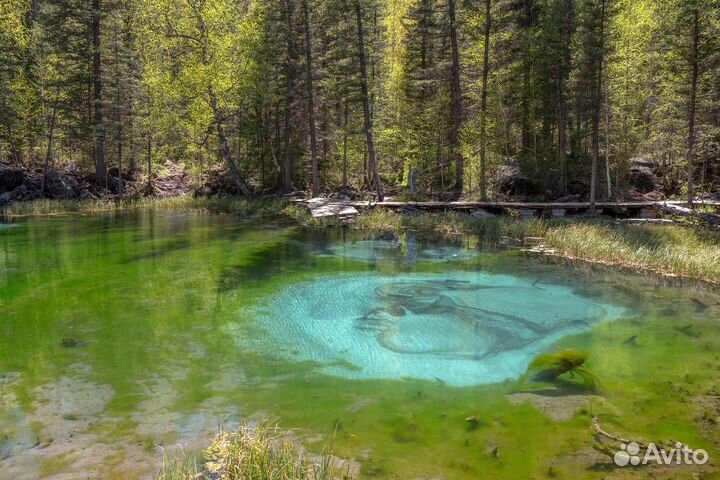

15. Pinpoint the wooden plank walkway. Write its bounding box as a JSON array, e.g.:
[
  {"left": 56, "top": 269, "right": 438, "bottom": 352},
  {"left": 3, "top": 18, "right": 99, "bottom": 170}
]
[
  {"left": 298, "top": 197, "right": 720, "bottom": 218},
  {"left": 348, "top": 200, "right": 720, "bottom": 210}
]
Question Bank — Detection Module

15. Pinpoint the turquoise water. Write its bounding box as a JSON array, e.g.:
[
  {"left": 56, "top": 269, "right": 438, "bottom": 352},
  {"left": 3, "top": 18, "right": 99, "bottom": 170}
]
[
  {"left": 0, "top": 210, "right": 718, "bottom": 479},
  {"left": 248, "top": 272, "right": 623, "bottom": 385}
]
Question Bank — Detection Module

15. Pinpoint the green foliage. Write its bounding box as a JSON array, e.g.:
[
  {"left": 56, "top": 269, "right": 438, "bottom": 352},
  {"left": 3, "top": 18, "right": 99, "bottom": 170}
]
[{"left": 0, "top": 0, "right": 719, "bottom": 198}]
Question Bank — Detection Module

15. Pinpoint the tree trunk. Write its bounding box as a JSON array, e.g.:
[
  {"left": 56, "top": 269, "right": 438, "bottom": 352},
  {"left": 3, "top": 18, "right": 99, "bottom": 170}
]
[
  {"left": 342, "top": 99, "right": 348, "bottom": 190},
  {"left": 354, "top": 0, "right": 383, "bottom": 201},
  {"left": 209, "top": 89, "right": 253, "bottom": 198},
  {"left": 41, "top": 89, "right": 60, "bottom": 194},
  {"left": 6, "top": 124, "right": 21, "bottom": 168},
  {"left": 93, "top": 0, "right": 107, "bottom": 183},
  {"left": 687, "top": 7, "right": 699, "bottom": 208},
  {"left": 303, "top": 0, "right": 319, "bottom": 197},
  {"left": 557, "top": 0, "right": 572, "bottom": 196},
  {"left": 146, "top": 137, "right": 152, "bottom": 190},
  {"left": 114, "top": 27, "right": 123, "bottom": 196},
  {"left": 589, "top": 0, "right": 607, "bottom": 213},
  {"left": 478, "top": 0, "right": 491, "bottom": 200},
  {"left": 448, "top": 0, "right": 463, "bottom": 191},
  {"left": 604, "top": 86, "right": 611, "bottom": 199},
  {"left": 283, "top": 0, "right": 295, "bottom": 193}
]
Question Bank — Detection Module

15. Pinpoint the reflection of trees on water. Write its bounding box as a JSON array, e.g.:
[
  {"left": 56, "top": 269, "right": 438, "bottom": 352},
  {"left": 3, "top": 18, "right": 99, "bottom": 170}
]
[{"left": 354, "top": 280, "right": 606, "bottom": 359}]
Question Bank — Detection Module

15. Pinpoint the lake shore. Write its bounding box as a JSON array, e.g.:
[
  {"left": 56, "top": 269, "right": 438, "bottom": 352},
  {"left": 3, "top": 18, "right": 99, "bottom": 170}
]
[{"left": 3, "top": 195, "right": 720, "bottom": 284}]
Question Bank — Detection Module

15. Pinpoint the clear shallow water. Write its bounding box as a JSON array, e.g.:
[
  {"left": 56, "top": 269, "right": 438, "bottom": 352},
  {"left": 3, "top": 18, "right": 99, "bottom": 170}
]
[
  {"left": 0, "top": 211, "right": 719, "bottom": 479},
  {"left": 249, "top": 272, "right": 623, "bottom": 385}
]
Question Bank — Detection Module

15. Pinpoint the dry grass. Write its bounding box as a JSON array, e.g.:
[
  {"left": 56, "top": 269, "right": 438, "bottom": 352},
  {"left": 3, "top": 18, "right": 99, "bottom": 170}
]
[
  {"left": 1, "top": 196, "right": 283, "bottom": 217},
  {"left": 354, "top": 208, "right": 720, "bottom": 283},
  {"left": 159, "top": 421, "right": 353, "bottom": 480}
]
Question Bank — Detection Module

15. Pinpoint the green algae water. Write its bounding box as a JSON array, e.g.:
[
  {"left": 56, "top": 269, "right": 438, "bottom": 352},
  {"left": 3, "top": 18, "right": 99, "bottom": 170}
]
[{"left": 0, "top": 210, "right": 719, "bottom": 479}]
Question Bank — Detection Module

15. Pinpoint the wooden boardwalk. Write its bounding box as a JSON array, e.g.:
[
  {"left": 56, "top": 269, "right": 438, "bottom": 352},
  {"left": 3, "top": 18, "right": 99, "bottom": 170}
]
[
  {"left": 301, "top": 197, "right": 720, "bottom": 218},
  {"left": 349, "top": 200, "right": 720, "bottom": 210}
]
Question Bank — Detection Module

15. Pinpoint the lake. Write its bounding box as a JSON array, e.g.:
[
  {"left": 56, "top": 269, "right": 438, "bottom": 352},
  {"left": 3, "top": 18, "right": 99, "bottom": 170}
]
[{"left": 0, "top": 210, "right": 718, "bottom": 479}]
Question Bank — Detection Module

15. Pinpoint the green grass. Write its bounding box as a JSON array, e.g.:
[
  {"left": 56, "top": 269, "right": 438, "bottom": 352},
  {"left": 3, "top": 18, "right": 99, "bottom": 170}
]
[
  {"left": 544, "top": 221, "right": 720, "bottom": 282},
  {"left": 355, "top": 208, "right": 556, "bottom": 237},
  {"left": 1, "top": 196, "right": 284, "bottom": 217},
  {"left": 354, "top": 208, "right": 720, "bottom": 283},
  {"left": 159, "top": 421, "right": 354, "bottom": 480}
]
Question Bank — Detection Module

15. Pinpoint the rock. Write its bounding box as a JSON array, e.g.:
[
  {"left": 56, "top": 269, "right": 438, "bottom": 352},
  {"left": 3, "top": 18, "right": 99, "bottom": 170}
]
[
  {"left": 627, "top": 158, "right": 660, "bottom": 194},
  {"left": 60, "top": 338, "right": 86, "bottom": 348},
  {"left": 639, "top": 207, "right": 658, "bottom": 219},
  {"left": 0, "top": 167, "right": 24, "bottom": 193},
  {"left": 497, "top": 161, "right": 542, "bottom": 196},
  {"left": 518, "top": 209, "right": 536, "bottom": 218},
  {"left": 470, "top": 209, "right": 495, "bottom": 219},
  {"left": 377, "top": 231, "right": 398, "bottom": 242},
  {"left": 79, "top": 189, "right": 95, "bottom": 201},
  {"left": 556, "top": 194, "right": 581, "bottom": 203},
  {"left": 195, "top": 186, "right": 213, "bottom": 197},
  {"left": 10, "top": 184, "right": 27, "bottom": 198},
  {"left": 45, "top": 172, "right": 78, "bottom": 199},
  {"left": 567, "top": 180, "right": 589, "bottom": 197},
  {"left": 507, "top": 392, "right": 605, "bottom": 421},
  {"left": 0, "top": 191, "right": 12, "bottom": 207}
]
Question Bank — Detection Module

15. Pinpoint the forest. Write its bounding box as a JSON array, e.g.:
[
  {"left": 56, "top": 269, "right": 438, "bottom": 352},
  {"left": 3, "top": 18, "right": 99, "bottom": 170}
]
[{"left": 0, "top": 0, "right": 718, "bottom": 205}]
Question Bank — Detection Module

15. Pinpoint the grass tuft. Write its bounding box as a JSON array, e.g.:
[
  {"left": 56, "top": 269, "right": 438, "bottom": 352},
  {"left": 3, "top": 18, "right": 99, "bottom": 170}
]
[{"left": 159, "top": 421, "right": 354, "bottom": 480}]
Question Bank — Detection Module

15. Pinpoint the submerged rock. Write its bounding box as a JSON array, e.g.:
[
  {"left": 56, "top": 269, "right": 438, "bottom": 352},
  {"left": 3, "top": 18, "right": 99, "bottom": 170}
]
[
  {"left": 60, "top": 337, "right": 86, "bottom": 348},
  {"left": 507, "top": 392, "right": 604, "bottom": 421}
]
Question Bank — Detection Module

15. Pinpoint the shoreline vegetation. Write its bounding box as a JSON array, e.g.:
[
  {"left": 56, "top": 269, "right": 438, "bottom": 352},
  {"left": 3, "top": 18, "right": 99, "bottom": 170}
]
[
  {"left": 160, "top": 421, "right": 355, "bottom": 480},
  {"left": 3, "top": 196, "right": 720, "bottom": 284}
]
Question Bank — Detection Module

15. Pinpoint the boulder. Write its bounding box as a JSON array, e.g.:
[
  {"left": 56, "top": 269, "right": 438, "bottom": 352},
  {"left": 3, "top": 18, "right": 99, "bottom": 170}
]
[
  {"left": 556, "top": 194, "right": 581, "bottom": 203},
  {"left": 45, "top": 172, "right": 78, "bottom": 199},
  {"left": 195, "top": 186, "right": 213, "bottom": 197},
  {"left": 627, "top": 158, "right": 660, "bottom": 194},
  {"left": 470, "top": 209, "right": 495, "bottom": 219},
  {"left": 0, "top": 184, "right": 37, "bottom": 206},
  {"left": 8, "top": 184, "right": 29, "bottom": 201},
  {"left": 567, "top": 180, "right": 589, "bottom": 197},
  {"left": 0, "top": 167, "right": 24, "bottom": 193},
  {"left": 497, "top": 162, "right": 542, "bottom": 196},
  {"left": 79, "top": 189, "right": 96, "bottom": 201}
]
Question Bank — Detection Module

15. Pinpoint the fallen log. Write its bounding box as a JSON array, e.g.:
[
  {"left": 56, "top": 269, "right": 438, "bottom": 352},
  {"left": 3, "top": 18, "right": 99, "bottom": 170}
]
[
  {"left": 657, "top": 203, "right": 720, "bottom": 226},
  {"left": 616, "top": 218, "right": 676, "bottom": 225}
]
